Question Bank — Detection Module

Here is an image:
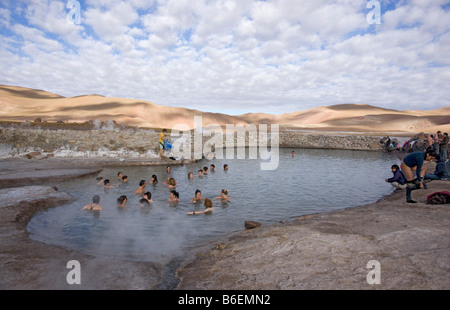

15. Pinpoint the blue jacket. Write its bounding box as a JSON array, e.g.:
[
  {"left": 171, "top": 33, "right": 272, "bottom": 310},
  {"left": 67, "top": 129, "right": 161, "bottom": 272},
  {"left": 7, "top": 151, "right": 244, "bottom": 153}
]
[
  {"left": 434, "top": 160, "right": 449, "bottom": 178},
  {"left": 403, "top": 151, "right": 427, "bottom": 181},
  {"left": 388, "top": 170, "right": 406, "bottom": 185}
]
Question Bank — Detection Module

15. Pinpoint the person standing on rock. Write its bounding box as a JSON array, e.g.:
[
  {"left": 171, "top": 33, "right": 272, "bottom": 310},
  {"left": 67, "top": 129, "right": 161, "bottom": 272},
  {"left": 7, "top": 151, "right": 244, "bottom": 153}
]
[
  {"left": 159, "top": 129, "right": 167, "bottom": 159},
  {"left": 439, "top": 133, "right": 448, "bottom": 161},
  {"left": 434, "top": 131, "right": 443, "bottom": 154},
  {"left": 401, "top": 149, "right": 437, "bottom": 203}
]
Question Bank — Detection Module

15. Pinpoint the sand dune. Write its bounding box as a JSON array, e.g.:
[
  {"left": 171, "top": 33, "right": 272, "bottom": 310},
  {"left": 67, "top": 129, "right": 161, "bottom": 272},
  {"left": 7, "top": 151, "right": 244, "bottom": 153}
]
[{"left": 1, "top": 85, "right": 449, "bottom": 133}]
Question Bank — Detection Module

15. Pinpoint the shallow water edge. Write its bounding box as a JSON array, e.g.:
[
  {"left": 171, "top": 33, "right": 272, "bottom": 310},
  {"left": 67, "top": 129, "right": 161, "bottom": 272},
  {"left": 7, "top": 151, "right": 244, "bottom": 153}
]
[{"left": 1, "top": 152, "right": 448, "bottom": 290}]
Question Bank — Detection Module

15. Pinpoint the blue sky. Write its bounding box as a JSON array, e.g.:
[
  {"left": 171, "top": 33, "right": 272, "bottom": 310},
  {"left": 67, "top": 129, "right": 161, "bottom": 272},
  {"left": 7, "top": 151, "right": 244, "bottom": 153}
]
[{"left": 0, "top": 0, "right": 449, "bottom": 115}]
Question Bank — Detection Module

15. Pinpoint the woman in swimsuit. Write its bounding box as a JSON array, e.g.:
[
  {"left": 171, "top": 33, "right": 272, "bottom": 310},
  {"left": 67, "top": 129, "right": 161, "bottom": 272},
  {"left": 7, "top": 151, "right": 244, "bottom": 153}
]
[
  {"left": 82, "top": 195, "right": 103, "bottom": 211},
  {"left": 400, "top": 149, "right": 437, "bottom": 189}
]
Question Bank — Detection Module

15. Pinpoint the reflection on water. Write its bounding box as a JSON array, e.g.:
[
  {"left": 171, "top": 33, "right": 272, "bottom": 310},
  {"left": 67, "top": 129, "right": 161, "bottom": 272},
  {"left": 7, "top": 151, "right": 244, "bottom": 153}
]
[{"left": 27, "top": 148, "right": 399, "bottom": 262}]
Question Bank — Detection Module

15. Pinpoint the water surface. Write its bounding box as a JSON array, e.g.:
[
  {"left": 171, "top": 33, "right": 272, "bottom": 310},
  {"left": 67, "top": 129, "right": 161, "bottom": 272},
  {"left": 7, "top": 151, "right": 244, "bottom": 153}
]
[{"left": 27, "top": 148, "right": 399, "bottom": 263}]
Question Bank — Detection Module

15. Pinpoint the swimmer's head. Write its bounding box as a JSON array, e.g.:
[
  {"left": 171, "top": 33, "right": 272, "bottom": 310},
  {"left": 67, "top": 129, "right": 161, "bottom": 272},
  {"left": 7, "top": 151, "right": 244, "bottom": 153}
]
[
  {"left": 195, "top": 189, "right": 202, "bottom": 198},
  {"left": 144, "top": 191, "right": 152, "bottom": 200},
  {"left": 92, "top": 195, "right": 100, "bottom": 204},
  {"left": 117, "top": 195, "right": 127, "bottom": 205},
  {"left": 204, "top": 199, "right": 213, "bottom": 209},
  {"left": 170, "top": 190, "right": 179, "bottom": 199}
]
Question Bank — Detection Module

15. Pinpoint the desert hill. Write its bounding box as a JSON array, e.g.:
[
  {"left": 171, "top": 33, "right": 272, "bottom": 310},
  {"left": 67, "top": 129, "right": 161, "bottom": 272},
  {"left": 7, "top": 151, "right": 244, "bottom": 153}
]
[{"left": 0, "top": 85, "right": 449, "bottom": 134}]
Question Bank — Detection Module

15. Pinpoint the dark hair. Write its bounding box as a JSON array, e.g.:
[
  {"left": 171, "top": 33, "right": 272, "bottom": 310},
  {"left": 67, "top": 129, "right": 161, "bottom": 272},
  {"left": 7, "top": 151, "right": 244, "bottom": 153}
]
[
  {"left": 203, "top": 166, "right": 208, "bottom": 171},
  {"left": 117, "top": 195, "right": 127, "bottom": 204},
  {"left": 104, "top": 179, "right": 110, "bottom": 185},
  {"left": 117, "top": 172, "right": 123, "bottom": 176},
  {"left": 224, "top": 164, "right": 228, "bottom": 169},
  {"left": 139, "top": 198, "right": 149, "bottom": 205},
  {"left": 92, "top": 195, "right": 100, "bottom": 204},
  {"left": 210, "top": 164, "right": 215, "bottom": 168},
  {"left": 170, "top": 190, "right": 179, "bottom": 198},
  {"left": 195, "top": 189, "right": 201, "bottom": 195},
  {"left": 391, "top": 164, "right": 400, "bottom": 170},
  {"left": 122, "top": 175, "right": 128, "bottom": 180},
  {"left": 162, "top": 129, "right": 167, "bottom": 132},
  {"left": 139, "top": 180, "right": 146, "bottom": 186},
  {"left": 96, "top": 177, "right": 104, "bottom": 181},
  {"left": 198, "top": 169, "right": 203, "bottom": 173},
  {"left": 425, "top": 149, "right": 437, "bottom": 158},
  {"left": 151, "top": 175, "right": 158, "bottom": 184},
  {"left": 144, "top": 191, "right": 152, "bottom": 200}
]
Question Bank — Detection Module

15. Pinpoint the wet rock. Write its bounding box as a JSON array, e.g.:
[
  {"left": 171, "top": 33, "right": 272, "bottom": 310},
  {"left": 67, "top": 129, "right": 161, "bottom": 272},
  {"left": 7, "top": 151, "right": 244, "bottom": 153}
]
[
  {"left": 245, "top": 220, "right": 261, "bottom": 229},
  {"left": 25, "top": 151, "right": 42, "bottom": 159}
]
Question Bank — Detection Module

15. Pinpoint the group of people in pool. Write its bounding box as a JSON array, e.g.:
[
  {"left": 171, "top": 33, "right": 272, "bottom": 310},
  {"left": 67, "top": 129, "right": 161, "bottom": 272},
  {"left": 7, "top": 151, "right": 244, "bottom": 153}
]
[
  {"left": 385, "top": 148, "right": 449, "bottom": 203},
  {"left": 83, "top": 163, "right": 231, "bottom": 214}
]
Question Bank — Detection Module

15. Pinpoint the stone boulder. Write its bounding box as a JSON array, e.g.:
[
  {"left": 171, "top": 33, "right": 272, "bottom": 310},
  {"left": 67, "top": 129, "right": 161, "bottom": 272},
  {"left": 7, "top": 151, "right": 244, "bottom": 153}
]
[{"left": 245, "top": 220, "right": 261, "bottom": 229}]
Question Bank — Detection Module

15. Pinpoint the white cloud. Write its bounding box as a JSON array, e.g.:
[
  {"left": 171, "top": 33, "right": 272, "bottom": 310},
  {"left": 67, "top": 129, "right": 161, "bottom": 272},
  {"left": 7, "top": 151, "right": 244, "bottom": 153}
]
[
  {"left": 23, "top": 0, "right": 82, "bottom": 38},
  {"left": 0, "top": 0, "right": 449, "bottom": 114},
  {"left": 84, "top": 2, "right": 139, "bottom": 41},
  {"left": 0, "top": 7, "right": 10, "bottom": 27},
  {"left": 13, "top": 24, "right": 63, "bottom": 52}
]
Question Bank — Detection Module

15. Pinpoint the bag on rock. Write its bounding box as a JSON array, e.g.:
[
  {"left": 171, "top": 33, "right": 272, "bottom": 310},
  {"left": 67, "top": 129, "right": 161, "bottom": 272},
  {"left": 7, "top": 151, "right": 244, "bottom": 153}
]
[{"left": 427, "top": 191, "right": 450, "bottom": 204}]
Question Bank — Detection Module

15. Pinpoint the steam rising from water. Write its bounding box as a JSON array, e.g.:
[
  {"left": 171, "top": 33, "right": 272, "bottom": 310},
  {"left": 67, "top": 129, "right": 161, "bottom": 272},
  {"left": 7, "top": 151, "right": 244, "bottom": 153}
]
[{"left": 27, "top": 148, "right": 400, "bottom": 265}]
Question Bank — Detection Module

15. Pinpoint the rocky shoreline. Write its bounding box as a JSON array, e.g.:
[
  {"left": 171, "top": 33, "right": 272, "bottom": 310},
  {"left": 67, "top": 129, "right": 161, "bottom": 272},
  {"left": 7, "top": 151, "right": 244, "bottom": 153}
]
[
  {"left": 0, "top": 155, "right": 448, "bottom": 290},
  {"left": 0, "top": 156, "right": 199, "bottom": 289},
  {"left": 177, "top": 179, "right": 450, "bottom": 290}
]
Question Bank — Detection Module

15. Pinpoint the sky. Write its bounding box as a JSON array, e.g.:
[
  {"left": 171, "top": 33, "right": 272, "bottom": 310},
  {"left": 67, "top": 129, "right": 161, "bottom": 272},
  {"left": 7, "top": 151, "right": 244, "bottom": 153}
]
[{"left": 0, "top": 0, "right": 449, "bottom": 115}]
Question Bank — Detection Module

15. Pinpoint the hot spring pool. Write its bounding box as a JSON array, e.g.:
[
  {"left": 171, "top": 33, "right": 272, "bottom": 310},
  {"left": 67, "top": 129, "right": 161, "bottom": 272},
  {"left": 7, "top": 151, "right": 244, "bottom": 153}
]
[{"left": 27, "top": 148, "right": 400, "bottom": 263}]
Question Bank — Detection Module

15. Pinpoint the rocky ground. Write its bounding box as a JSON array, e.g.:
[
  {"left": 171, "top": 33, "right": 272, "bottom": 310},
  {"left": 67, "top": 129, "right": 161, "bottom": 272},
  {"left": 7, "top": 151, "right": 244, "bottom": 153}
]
[
  {"left": 177, "top": 180, "right": 450, "bottom": 290},
  {"left": 0, "top": 157, "right": 193, "bottom": 290},
  {"left": 0, "top": 157, "right": 448, "bottom": 290}
]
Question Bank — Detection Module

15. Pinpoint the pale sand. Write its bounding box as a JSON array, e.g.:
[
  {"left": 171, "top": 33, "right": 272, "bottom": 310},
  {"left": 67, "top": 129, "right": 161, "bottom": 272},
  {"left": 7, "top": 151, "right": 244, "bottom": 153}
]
[{"left": 1, "top": 85, "right": 449, "bottom": 133}]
